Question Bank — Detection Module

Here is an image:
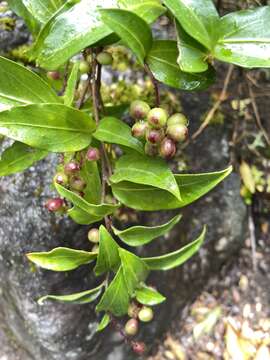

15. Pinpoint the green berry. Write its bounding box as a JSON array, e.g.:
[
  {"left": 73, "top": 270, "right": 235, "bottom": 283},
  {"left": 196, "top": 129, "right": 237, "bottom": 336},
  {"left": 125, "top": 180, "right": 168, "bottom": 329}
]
[
  {"left": 96, "top": 52, "right": 113, "bottom": 66},
  {"left": 159, "top": 138, "right": 176, "bottom": 159},
  {"left": 54, "top": 172, "right": 69, "bottom": 186},
  {"left": 125, "top": 319, "right": 139, "bottom": 336},
  {"left": 146, "top": 128, "right": 164, "bottom": 144},
  {"left": 132, "top": 121, "right": 148, "bottom": 139},
  {"left": 88, "top": 228, "right": 99, "bottom": 243},
  {"left": 69, "top": 177, "right": 86, "bottom": 191},
  {"left": 138, "top": 306, "right": 154, "bottom": 323},
  {"left": 79, "top": 60, "right": 91, "bottom": 74},
  {"left": 166, "top": 124, "right": 188, "bottom": 142},
  {"left": 145, "top": 142, "right": 158, "bottom": 157},
  {"left": 167, "top": 113, "right": 189, "bottom": 127},
  {"left": 92, "top": 244, "right": 99, "bottom": 253},
  {"left": 147, "top": 107, "right": 168, "bottom": 129},
  {"left": 128, "top": 302, "right": 140, "bottom": 318},
  {"left": 130, "top": 100, "right": 151, "bottom": 120}
]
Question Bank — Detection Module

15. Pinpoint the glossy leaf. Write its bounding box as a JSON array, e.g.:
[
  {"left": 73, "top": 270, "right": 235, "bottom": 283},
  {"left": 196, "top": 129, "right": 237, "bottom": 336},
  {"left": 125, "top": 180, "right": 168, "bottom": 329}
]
[
  {"left": 22, "top": 0, "right": 66, "bottom": 24},
  {"left": 214, "top": 6, "right": 270, "bottom": 68},
  {"left": 68, "top": 207, "right": 103, "bottom": 225},
  {"left": 94, "top": 226, "right": 120, "bottom": 276},
  {"left": 96, "top": 266, "right": 130, "bottom": 316},
  {"left": 119, "top": 248, "right": 149, "bottom": 296},
  {"left": 96, "top": 313, "right": 111, "bottom": 332},
  {"left": 176, "top": 21, "right": 209, "bottom": 73},
  {"left": 0, "top": 104, "right": 95, "bottom": 152},
  {"left": 93, "top": 117, "right": 144, "bottom": 154},
  {"left": 0, "top": 56, "right": 59, "bottom": 108},
  {"left": 0, "top": 142, "right": 47, "bottom": 176},
  {"left": 27, "top": 247, "right": 97, "bottom": 271},
  {"left": 146, "top": 41, "right": 215, "bottom": 91},
  {"left": 8, "top": 0, "right": 39, "bottom": 33},
  {"left": 112, "top": 214, "right": 182, "bottom": 246},
  {"left": 112, "top": 166, "right": 233, "bottom": 211},
  {"left": 38, "top": 283, "right": 104, "bottom": 305},
  {"left": 64, "top": 62, "right": 79, "bottom": 106},
  {"left": 100, "top": 9, "right": 152, "bottom": 64},
  {"left": 143, "top": 227, "right": 206, "bottom": 270},
  {"left": 110, "top": 152, "right": 181, "bottom": 201},
  {"left": 80, "top": 161, "right": 102, "bottom": 205},
  {"left": 135, "top": 285, "right": 166, "bottom": 306},
  {"left": 163, "top": 0, "right": 219, "bottom": 49}
]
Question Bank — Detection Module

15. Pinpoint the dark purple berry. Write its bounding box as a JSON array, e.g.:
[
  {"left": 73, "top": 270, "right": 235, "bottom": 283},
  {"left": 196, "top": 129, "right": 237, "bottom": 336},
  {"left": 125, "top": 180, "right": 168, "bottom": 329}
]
[
  {"left": 147, "top": 107, "right": 168, "bottom": 129},
  {"left": 130, "top": 100, "right": 150, "bottom": 120},
  {"left": 125, "top": 319, "right": 139, "bottom": 336},
  {"left": 64, "top": 161, "right": 80, "bottom": 175},
  {"left": 132, "top": 342, "right": 146, "bottom": 355},
  {"left": 69, "top": 177, "right": 86, "bottom": 191},
  {"left": 146, "top": 128, "right": 164, "bottom": 144},
  {"left": 86, "top": 147, "right": 100, "bottom": 161},
  {"left": 131, "top": 121, "right": 148, "bottom": 139},
  {"left": 54, "top": 172, "right": 69, "bottom": 185},
  {"left": 47, "top": 71, "right": 60, "bottom": 80},
  {"left": 45, "top": 198, "right": 64, "bottom": 212},
  {"left": 145, "top": 143, "right": 158, "bottom": 157},
  {"left": 166, "top": 124, "right": 188, "bottom": 142},
  {"left": 159, "top": 138, "right": 176, "bottom": 159}
]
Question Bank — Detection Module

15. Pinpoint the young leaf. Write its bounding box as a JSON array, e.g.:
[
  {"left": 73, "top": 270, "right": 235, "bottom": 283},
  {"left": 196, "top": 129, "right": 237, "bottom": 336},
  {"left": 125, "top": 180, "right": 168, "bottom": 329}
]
[
  {"left": 176, "top": 21, "right": 209, "bottom": 73},
  {"left": 38, "top": 283, "right": 104, "bottom": 305},
  {"left": 0, "top": 56, "right": 59, "bottom": 108},
  {"left": 110, "top": 152, "right": 181, "bottom": 201},
  {"left": 22, "top": 0, "right": 66, "bottom": 24},
  {"left": 112, "top": 214, "right": 182, "bottom": 247},
  {"left": 94, "top": 225, "right": 120, "bottom": 276},
  {"left": 146, "top": 40, "right": 215, "bottom": 91},
  {"left": 143, "top": 227, "right": 206, "bottom": 271},
  {"left": 64, "top": 62, "right": 80, "bottom": 106},
  {"left": 163, "top": 0, "right": 219, "bottom": 49},
  {"left": 93, "top": 117, "right": 144, "bottom": 154},
  {"left": 0, "top": 142, "right": 48, "bottom": 176},
  {"left": 214, "top": 6, "right": 270, "bottom": 68},
  {"left": 96, "top": 266, "right": 130, "bottom": 316},
  {"left": 96, "top": 313, "right": 111, "bottom": 332},
  {"left": 0, "top": 104, "right": 95, "bottom": 152},
  {"left": 119, "top": 248, "right": 149, "bottom": 296},
  {"left": 135, "top": 285, "right": 166, "bottom": 306},
  {"left": 27, "top": 247, "right": 97, "bottom": 271},
  {"left": 80, "top": 161, "right": 102, "bottom": 205},
  {"left": 111, "top": 166, "right": 233, "bottom": 211},
  {"left": 100, "top": 8, "right": 153, "bottom": 65}
]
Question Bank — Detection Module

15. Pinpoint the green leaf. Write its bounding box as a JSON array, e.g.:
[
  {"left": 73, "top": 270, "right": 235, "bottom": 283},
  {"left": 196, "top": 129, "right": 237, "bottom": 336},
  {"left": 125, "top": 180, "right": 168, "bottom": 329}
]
[
  {"left": 110, "top": 152, "right": 181, "bottom": 201},
  {"left": 8, "top": 0, "right": 39, "bottom": 34},
  {"left": 143, "top": 227, "right": 206, "bottom": 270},
  {"left": 64, "top": 62, "right": 79, "bottom": 106},
  {"left": 163, "top": 0, "right": 219, "bottom": 49},
  {"left": 68, "top": 207, "right": 102, "bottom": 225},
  {"left": 0, "top": 104, "right": 95, "bottom": 152},
  {"left": 0, "top": 142, "right": 47, "bottom": 176},
  {"left": 119, "top": 248, "right": 149, "bottom": 296},
  {"left": 94, "top": 225, "right": 120, "bottom": 276},
  {"left": 33, "top": 0, "right": 164, "bottom": 69},
  {"left": 100, "top": 9, "right": 152, "bottom": 65},
  {"left": 135, "top": 285, "right": 166, "bottom": 306},
  {"left": 93, "top": 117, "right": 144, "bottom": 154},
  {"left": 0, "top": 56, "right": 59, "bottom": 108},
  {"left": 214, "top": 6, "right": 270, "bottom": 68},
  {"left": 112, "top": 214, "right": 182, "bottom": 247},
  {"left": 96, "top": 313, "right": 111, "bottom": 332},
  {"left": 146, "top": 40, "right": 215, "bottom": 91},
  {"left": 112, "top": 166, "right": 233, "bottom": 211},
  {"left": 22, "top": 0, "right": 66, "bottom": 24},
  {"left": 80, "top": 161, "right": 102, "bottom": 205},
  {"left": 38, "top": 283, "right": 104, "bottom": 305},
  {"left": 27, "top": 247, "right": 97, "bottom": 271},
  {"left": 176, "top": 21, "right": 209, "bottom": 73},
  {"left": 96, "top": 266, "right": 130, "bottom": 316}
]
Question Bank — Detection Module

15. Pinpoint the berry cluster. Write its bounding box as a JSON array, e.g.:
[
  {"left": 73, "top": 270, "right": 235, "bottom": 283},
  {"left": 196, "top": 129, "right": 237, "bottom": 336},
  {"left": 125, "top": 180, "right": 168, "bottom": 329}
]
[{"left": 130, "top": 100, "right": 189, "bottom": 159}]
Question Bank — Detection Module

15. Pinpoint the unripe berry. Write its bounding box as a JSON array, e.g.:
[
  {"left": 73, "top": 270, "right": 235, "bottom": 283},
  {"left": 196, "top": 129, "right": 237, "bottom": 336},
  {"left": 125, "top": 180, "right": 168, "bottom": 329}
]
[
  {"left": 47, "top": 71, "right": 60, "bottom": 80},
  {"left": 128, "top": 302, "right": 140, "bottom": 318},
  {"left": 92, "top": 244, "right": 99, "bottom": 253},
  {"left": 45, "top": 198, "right": 64, "bottom": 212},
  {"left": 88, "top": 228, "right": 99, "bottom": 243},
  {"left": 132, "top": 342, "right": 146, "bottom": 355},
  {"left": 125, "top": 319, "right": 139, "bottom": 336},
  {"left": 69, "top": 177, "right": 86, "bottom": 191},
  {"left": 54, "top": 172, "right": 69, "bottom": 186},
  {"left": 138, "top": 306, "right": 154, "bottom": 322},
  {"left": 130, "top": 100, "right": 151, "bottom": 120},
  {"left": 79, "top": 60, "right": 91, "bottom": 74},
  {"left": 147, "top": 107, "right": 168, "bottom": 129},
  {"left": 146, "top": 128, "right": 164, "bottom": 144},
  {"left": 145, "top": 142, "right": 158, "bottom": 157},
  {"left": 86, "top": 147, "right": 100, "bottom": 161},
  {"left": 64, "top": 161, "right": 80, "bottom": 175},
  {"left": 159, "top": 138, "right": 176, "bottom": 159},
  {"left": 131, "top": 121, "right": 148, "bottom": 139},
  {"left": 96, "top": 52, "right": 113, "bottom": 66},
  {"left": 167, "top": 113, "right": 189, "bottom": 127},
  {"left": 166, "top": 124, "right": 188, "bottom": 142}
]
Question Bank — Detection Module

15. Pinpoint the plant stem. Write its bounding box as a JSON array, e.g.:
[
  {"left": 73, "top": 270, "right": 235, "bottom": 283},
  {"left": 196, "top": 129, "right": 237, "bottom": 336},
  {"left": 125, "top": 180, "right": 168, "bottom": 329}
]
[{"left": 144, "top": 63, "right": 160, "bottom": 107}]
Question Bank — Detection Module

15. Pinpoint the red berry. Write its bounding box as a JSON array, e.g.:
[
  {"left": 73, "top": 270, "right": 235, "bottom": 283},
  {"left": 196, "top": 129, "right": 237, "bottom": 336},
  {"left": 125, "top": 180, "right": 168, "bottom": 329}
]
[
  {"left": 147, "top": 107, "right": 168, "bottom": 129},
  {"left": 146, "top": 128, "right": 164, "bottom": 144},
  {"left": 132, "top": 342, "right": 146, "bottom": 355},
  {"left": 47, "top": 71, "right": 60, "bottom": 80},
  {"left": 130, "top": 101, "right": 151, "bottom": 120},
  {"left": 64, "top": 161, "right": 80, "bottom": 175},
  {"left": 125, "top": 319, "right": 139, "bottom": 336},
  {"left": 86, "top": 147, "right": 100, "bottom": 161},
  {"left": 159, "top": 138, "right": 176, "bottom": 159},
  {"left": 45, "top": 198, "right": 64, "bottom": 212},
  {"left": 166, "top": 124, "right": 188, "bottom": 142}
]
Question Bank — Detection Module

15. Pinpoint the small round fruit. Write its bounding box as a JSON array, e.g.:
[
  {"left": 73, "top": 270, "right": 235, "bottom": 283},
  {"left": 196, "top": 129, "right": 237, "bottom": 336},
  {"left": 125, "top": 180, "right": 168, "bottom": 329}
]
[
  {"left": 146, "top": 128, "right": 164, "bottom": 144},
  {"left": 45, "top": 198, "right": 64, "bottom": 212},
  {"left": 132, "top": 342, "right": 146, "bottom": 355},
  {"left": 86, "top": 147, "right": 100, "bottom": 161},
  {"left": 132, "top": 121, "right": 148, "bottom": 139},
  {"left": 138, "top": 307, "right": 154, "bottom": 323},
  {"left": 125, "top": 319, "right": 139, "bottom": 336},
  {"left": 88, "top": 228, "right": 99, "bottom": 243},
  {"left": 92, "top": 244, "right": 99, "bottom": 253},
  {"left": 64, "top": 161, "right": 80, "bottom": 175},
  {"left": 130, "top": 100, "right": 151, "bottom": 120},
  {"left": 167, "top": 113, "right": 188, "bottom": 127},
  {"left": 145, "top": 142, "right": 158, "bottom": 157},
  {"left": 47, "top": 71, "right": 60, "bottom": 80},
  {"left": 128, "top": 302, "right": 140, "bottom": 318},
  {"left": 70, "top": 177, "right": 86, "bottom": 191},
  {"left": 96, "top": 52, "right": 113, "bottom": 66},
  {"left": 54, "top": 172, "right": 69, "bottom": 186},
  {"left": 166, "top": 124, "right": 188, "bottom": 142},
  {"left": 147, "top": 107, "right": 168, "bottom": 129},
  {"left": 159, "top": 138, "right": 176, "bottom": 159},
  {"left": 79, "top": 60, "right": 91, "bottom": 74}
]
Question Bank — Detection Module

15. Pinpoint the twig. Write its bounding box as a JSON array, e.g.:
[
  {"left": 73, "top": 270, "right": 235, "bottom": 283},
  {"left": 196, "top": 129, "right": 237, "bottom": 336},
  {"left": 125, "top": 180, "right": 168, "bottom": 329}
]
[
  {"left": 58, "top": 61, "right": 70, "bottom": 96},
  {"left": 144, "top": 63, "right": 160, "bottom": 107},
  {"left": 248, "top": 206, "right": 257, "bottom": 272}
]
